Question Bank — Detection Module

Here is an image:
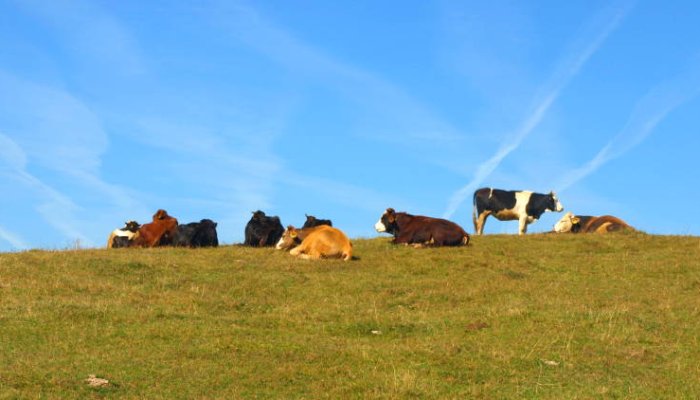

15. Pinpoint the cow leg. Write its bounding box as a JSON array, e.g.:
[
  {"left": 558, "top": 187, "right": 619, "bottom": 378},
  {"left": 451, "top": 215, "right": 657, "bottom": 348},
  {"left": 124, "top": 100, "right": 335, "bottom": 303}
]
[
  {"left": 475, "top": 212, "right": 490, "bottom": 235},
  {"left": 518, "top": 217, "right": 528, "bottom": 235}
]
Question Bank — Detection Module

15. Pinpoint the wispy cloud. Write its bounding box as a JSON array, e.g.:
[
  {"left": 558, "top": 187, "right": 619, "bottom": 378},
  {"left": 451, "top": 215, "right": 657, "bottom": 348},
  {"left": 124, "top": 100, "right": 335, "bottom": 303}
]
[
  {"left": 204, "top": 0, "right": 463, "bottom": 146},
  {"left": 11, "top": 0, "right": 145, "bottom": 75},
  {"left": 0, "top": 70, "right": 149, "bottom": 247},
  {"left": 556, "top": 66, "right": 700, "bottom": 192},
  {"left": 443, "top": 2, "right": 633, "bottom": 219},
  {"left": 0, "top": 225, "right": 29, "bottom": 250},
  {"left": 0, "top": 131, "right": 90, "bottom": 246}
]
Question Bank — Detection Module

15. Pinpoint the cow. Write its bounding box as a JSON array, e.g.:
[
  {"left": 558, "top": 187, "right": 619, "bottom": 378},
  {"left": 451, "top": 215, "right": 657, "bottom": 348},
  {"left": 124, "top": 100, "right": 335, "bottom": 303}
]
[
  {"left": 173, "top": 219, "right": 219, "bottom": 247},
  {"left": 302, "top": 214, "right": 333, "bottom": 228},
  {"left": 107, "top": 220, "right": 141, "bottom": 248},
  {"left": 374, "top": 208, "right": 470, "bottom": 247},
  {"left": 473, "top": 188, "right": 564, "bottom": 235},
  {"left": 553, "top": 212, "right": 633, "bottom": 234},
  {"left": 131, "top": 209, "right": 179, "bottom": 247},
  {"left": 278, "top": 225, "right": 353, "bottom": 261},
  {"left": 244, "top": 210, "right": 284, "bottom": 247},
  {"left": 275, "top": 225, "right": 324, "bottom": 251}
]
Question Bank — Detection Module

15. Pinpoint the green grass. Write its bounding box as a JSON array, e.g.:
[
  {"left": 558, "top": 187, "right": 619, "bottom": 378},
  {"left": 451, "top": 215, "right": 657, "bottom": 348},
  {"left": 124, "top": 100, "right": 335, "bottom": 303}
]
[{"left": 1, "top": 233, "right": 700, "bottom": 398}]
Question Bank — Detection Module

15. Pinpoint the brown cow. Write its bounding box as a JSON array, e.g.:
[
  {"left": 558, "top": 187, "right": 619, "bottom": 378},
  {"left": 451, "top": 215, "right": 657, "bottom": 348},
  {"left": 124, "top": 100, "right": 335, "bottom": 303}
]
[
  {"left": 275, "top": 225, "right": 323, "bottom": 251},
  {"left": 131, "top": 209, "right": 179, "bottom": 247},
  {"left": 278, "top": 225, "right": 353, "bottom": 261},
  {"left": 553, "top": 212, "right": 633, "bottom": 233},
  {"left": 375, "top": 208, "right": 470, "bottom": 246}
]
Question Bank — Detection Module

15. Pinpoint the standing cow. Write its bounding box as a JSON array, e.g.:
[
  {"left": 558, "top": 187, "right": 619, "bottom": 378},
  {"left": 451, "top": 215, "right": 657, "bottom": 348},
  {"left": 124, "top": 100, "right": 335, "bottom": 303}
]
[
  {"left": 473, "top": 188, "right": 564, "bottom": 235},
  {"left": 244, "top": 210, "right": 284, "bottom": 247},
  {"left": 375, "top": 208, "right": 470, "bottom": 247}
]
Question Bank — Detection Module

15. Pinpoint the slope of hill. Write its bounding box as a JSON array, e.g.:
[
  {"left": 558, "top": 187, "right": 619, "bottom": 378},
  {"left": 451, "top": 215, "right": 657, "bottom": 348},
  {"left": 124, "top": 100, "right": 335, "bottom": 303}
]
[{"left": 1, "top": 233, "right": 699, "bottom": 398}]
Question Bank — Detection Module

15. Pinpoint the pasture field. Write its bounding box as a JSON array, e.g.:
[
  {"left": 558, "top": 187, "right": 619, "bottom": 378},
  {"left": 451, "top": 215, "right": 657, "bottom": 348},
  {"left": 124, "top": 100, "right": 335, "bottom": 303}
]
[{"left": 1, "top": 233, "right": 699, "bottom": 399}]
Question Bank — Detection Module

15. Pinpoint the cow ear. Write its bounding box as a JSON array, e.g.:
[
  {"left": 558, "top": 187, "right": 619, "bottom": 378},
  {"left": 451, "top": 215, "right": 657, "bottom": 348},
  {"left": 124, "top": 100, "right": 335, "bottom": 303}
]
[
  {"left": 290, "top": 231, "right": 298, "bottom": 238},
  {"left": 388, "top": 214, "right": 396, "bottom": 223},
  {"left": 571, "top": 217, "right": 581, "bottom": 224}
]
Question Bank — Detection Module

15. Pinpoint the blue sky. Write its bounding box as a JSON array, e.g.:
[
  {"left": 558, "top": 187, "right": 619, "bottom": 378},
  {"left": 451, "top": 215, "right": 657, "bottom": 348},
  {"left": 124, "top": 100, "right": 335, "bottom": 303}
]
[{"left": 1, "top": 0, "right": 699, "bottom": 251}]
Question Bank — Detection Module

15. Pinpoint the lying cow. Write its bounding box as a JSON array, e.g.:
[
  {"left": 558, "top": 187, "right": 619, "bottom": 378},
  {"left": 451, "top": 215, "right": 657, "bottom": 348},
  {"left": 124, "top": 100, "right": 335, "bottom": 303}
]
[
  {"left": 473, "top": 188, "right": 564, "bottom": 235},
  {"left": 553, "top": 212, "right": 633, "bottom": 233},
  {"left": 173, "top": 219, "right": 219, "bottom": 247},
  {"left": 275, "top": 225, "right": 319, "bottom": 251},
  {"left": 302, "top": 214, "right": 333, "bottom": 228},
  {"left": 131, "top": 209, "right": 179, "bottom": 247},
  {"left": 244, "top": 210, "right": 284, "bottom": 247},
  {"left": 107, "top": 220, "right": 141, "bottom": 248},
  {"left": 277, "top": 225, "right": 353, "bottom": 261},
  {"left": 375, "top": 208, "right": 470, "bottom": 246}
]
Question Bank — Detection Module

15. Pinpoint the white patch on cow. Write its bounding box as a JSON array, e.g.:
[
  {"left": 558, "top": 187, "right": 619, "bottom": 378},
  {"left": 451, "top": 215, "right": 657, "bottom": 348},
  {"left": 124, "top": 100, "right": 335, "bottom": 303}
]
[
  {"left": 551, "top": 192, "right": 564, "bottom": 212},
  {"left": 553, "top": 212, "right": 575, "bottom": 233},
  {"left": 374, "top": 219, "right": 386, "bottom": 232},
  {"left": 112, "top": 229, "right": 135, "bottom": 239},
  {"left": 275, "top": 236, "right": 285, "bottom": 249}
]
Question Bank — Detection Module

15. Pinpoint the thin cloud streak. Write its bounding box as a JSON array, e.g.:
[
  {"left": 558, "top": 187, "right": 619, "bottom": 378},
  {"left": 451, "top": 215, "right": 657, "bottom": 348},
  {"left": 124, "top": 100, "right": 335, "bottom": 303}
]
[
  {"left": 443, "top": 2, "right": 632, "bottom": 219},
  {"left": 205, "top": 0, "right": 463, "bottom": 144},
  {"left": 0, "top": 225, "right": 29, "bottom": 250},
  {"left": 556, "top": 68, "right": 700, "bottom": 193}
]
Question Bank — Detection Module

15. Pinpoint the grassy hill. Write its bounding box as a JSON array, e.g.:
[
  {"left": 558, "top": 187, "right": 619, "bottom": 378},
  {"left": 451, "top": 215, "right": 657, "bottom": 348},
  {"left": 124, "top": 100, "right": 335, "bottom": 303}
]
[{"left": 1, "top": 233, "right": 699, "bottom": 399}]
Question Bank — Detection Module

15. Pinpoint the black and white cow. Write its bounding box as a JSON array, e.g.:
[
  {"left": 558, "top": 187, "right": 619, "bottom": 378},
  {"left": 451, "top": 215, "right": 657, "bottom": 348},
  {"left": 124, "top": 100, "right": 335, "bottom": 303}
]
[
  {"left": 473, "top": 188, "right": 564, "bottom": 235},
  {"left": 173, "top": 219, "right": 219, "bottom": 247},
  {"left": 244, "top": 210, "right": 284, "bottom": 247},
  {"left": 107, "top": 220, "right": 141, "bottom": 248}
]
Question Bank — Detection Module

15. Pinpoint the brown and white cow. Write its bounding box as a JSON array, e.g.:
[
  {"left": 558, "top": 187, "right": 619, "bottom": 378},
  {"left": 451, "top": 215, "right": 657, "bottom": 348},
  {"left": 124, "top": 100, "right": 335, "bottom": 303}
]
[
  {"left": 375, "top": 208, "right": 470, "bottom": 247},
  {"left": 553, "top": 212, "right": 633, "bottom": 234},
  {"left": 277, "top": 225, "right": 353, "bottom": 261},
  {"left": 131, "top": 209, "right": 179, "bottom": 247}
]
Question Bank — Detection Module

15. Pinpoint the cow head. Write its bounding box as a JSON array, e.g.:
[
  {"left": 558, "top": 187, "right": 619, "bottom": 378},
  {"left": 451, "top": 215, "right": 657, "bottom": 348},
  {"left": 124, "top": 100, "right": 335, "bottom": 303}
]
[
  {"left": 276, "top": 225, "right": 301, "bottom": 250},
  {"left": 153, "top": 209, "right": 171, "bottom": 220},
  {"left": 549, "top": 192, "right": 564, "bottom": 213},
  {"left": 305, "top": 214, "right": 316, "bottom": 224},
  {"left": 553, "top": 212, "right": 580, "bottom": 233},
  {"left": 124, "top": 220, "right": 141, "bottom": 232},
  {"left": 375, "top": 208, "right": 398, "bottom": 233}
]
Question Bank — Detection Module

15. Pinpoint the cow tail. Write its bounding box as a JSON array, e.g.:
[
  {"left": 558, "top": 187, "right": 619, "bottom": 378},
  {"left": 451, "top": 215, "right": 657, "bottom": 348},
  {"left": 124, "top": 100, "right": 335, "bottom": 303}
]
[{"left": 472, "top": 191, "right": 479, "bottom": 233}]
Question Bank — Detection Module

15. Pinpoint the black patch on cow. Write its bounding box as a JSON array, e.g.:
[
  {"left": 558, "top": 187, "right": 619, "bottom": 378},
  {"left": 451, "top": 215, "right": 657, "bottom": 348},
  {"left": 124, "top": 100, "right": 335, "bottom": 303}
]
[
  {"left": 473, "top": 188, "right": 518, "bottom": 215},
  {"left": 244, "top": 210, "right": 284, "bottom": 246},
  {"left": 525, "top": 192, "right": 558, "bottom": 220},
  {"left": 111, "top": 236, "right": 132, "bottom": 248}
]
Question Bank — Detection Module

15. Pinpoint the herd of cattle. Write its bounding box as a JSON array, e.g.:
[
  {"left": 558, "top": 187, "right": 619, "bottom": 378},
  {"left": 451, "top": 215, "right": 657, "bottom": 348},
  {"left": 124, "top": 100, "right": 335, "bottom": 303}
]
[{"left": 107, "top": 187, "right": 634, "bottom": 260}]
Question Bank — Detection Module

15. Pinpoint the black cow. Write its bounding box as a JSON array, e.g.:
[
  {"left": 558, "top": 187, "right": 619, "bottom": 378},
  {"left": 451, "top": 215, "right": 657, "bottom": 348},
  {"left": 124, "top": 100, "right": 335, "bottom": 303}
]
[
  {"left": 375, "top": 208, "right": 470, "bottom": 247},
  {"left": 473, "top": 188, "right": 564, "bottom": 235},
  {"left": 244, "top": 210, "right": 284, "bottom": 247},
  {"left": 302, "top": 214, "right": 333, "bottom": 228},
  {"left": 173, "top": 219, "right": 219, "bottom": 247}
]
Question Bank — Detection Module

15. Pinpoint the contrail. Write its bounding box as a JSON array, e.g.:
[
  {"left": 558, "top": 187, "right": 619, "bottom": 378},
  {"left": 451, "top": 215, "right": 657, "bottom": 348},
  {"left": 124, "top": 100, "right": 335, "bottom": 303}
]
[
  {"left": 556, "top": 68, "right": 700, "bottom": 193},
  {"left": 443, "top": 2, "right": 632, "bottom": 219}
]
